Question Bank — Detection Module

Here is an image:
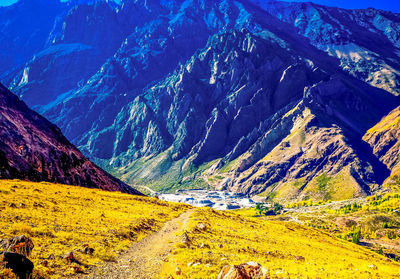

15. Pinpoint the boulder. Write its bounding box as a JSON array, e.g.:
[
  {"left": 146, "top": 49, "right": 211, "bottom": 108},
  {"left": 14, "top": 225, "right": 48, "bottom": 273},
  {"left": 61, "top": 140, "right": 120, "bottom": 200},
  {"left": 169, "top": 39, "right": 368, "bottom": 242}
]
[
  {"left": 218, "top": 262, "right": 269, "bottom": 279},
  {"left": 82, "top": 246, "right": 95, "bottom": 255},
  {"left": 0, "top": 235, "right": 34, "bottom": 257},
  {"left": 64, "top": 251, "right": 83, "bottom": 265},
  {"left": 196, "top": 222, "right": 208, "bottom": 231},
  {"left": 1, "top": 252, "right": 34, "bottom": 279},
  {"left": 181, "top": 232, "right": 191, "bottom": 247}
]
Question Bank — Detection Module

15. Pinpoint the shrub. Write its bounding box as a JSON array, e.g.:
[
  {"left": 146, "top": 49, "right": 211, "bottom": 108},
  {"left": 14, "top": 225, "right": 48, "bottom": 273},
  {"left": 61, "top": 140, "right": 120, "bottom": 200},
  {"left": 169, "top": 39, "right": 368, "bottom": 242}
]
[
  {"left": 387, "top": 230, "right": 397, "bottom": 240},
  {"left": 351, "top": 227, "right": 362, "bottom": 244}
]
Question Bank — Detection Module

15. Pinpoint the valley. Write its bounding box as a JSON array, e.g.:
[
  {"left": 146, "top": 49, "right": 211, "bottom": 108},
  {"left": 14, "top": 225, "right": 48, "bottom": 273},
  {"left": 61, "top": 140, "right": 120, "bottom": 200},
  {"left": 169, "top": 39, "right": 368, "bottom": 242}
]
[
  {"left": 1, "top": 0, "right": 400, "bottom": 200},
  {"left": 1, "top": 0, "right": 400, "bottom": 278},
  {"left": 1, "top": 180, "right": 400, "bottom": 279}
]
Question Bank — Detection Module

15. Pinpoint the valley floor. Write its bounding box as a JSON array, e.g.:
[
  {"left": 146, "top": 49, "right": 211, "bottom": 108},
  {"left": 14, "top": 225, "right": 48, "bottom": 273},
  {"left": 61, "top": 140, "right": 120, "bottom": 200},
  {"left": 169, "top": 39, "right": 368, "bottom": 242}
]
[{"left": 1, "top": 180, "right": 400, "bottom": 278}]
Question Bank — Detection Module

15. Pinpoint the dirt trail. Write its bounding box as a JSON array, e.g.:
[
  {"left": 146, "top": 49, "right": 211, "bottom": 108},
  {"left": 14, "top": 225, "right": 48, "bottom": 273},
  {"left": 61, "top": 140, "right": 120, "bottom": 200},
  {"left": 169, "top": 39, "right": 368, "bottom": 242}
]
[{"left": 80, "top": 209, "right": 194, "bottom": 279}]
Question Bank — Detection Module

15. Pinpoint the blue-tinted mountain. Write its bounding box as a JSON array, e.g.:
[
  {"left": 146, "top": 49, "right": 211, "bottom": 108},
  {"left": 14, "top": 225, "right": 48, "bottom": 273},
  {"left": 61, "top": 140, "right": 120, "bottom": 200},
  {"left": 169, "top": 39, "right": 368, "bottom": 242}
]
[
  {"left": 256, "top": 0, "right": 400, "bottom": 95},
  {"left": 2, "top": 0, "right": 400, "bottom": 200},
  {"left": 7, "top": 0, "right": 127, "bottom": 109},
  {"left": 0, "top": 0, "right": 66, "bottom": 78}
]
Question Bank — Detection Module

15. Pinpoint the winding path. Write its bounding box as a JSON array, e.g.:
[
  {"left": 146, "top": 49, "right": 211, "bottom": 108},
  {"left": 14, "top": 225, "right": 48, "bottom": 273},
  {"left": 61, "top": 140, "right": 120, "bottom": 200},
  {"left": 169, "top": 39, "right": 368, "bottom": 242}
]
[{"left": 80, "top": 209, "right": 194, "bottom": 279}]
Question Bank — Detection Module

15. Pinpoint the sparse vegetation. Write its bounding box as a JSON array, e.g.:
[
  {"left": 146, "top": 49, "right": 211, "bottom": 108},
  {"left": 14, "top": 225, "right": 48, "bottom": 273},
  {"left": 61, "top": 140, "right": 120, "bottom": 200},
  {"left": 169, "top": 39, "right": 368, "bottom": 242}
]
[
  {"left": 161, "top": 208, "right": 400, "bottom": 278},
  {"left": 0, "top": 179, "right": 190, "bottom": 278}
]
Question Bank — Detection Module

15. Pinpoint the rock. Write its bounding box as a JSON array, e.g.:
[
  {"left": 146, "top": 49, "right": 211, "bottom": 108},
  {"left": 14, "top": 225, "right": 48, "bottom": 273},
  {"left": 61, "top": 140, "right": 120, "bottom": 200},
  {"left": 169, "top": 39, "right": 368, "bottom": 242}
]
[
  {"left": 196, "top": 222, "right": 208, "bottom": 231},
  {"left": 82, "top": 246, "right": 95, "bottom": 255},
  {"left": 72, "top": 266, "right": 84, "bottom": 274},
  {"left": 181, "top": 232, "right": 191, "bottom": 247},
  {"left": 1, "top": 252, "right": 34, "bottom": 279},
  {"left": 200, "top": 243, "right": 211, "bottom": 249},
  {"left": 0, "top": 235, "right": 34, "bottom": 257},
  {"left": 176, "top": 267, "right": 182, "bottom": 275},
  {"left": 368, "top": 264, "right": 377, "bottom": 270},
  {"left": 294, "top": 255, "right": 305, "bottom": 261},
  {"left": 64, "top": 252, "right": 82, "bottom": 265},
  {"left": 218, "top": 262, "right": 269, "bottom": 279}
]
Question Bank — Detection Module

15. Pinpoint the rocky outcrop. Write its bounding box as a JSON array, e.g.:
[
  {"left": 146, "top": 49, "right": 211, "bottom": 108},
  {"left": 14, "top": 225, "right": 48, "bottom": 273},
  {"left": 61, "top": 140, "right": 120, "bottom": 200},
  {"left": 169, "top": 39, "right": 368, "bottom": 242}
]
[
  {"left": 0, "top": 83, "right": 139, "bottom": 194},
  {"left": 0, "top": 235, "right": 35, "bottom": 279},
  {"left": 0, "top": 235, "right": 34, "bottom": 257},
  {"left": 363, "top": 106, "right": 400, "bottom": 183},
  {"left": 218, "top": 262, "right": 269, "bottom": 279},
  {"left": 258, "top": 1, "right": 400, "bottom": 96}
]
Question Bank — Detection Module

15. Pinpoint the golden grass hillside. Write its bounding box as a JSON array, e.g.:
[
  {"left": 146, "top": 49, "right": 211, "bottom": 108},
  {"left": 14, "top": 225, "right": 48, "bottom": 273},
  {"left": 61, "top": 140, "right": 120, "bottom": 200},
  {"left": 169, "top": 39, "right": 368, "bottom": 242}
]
[
  {"left": 161, "top": 207, "right": 400, "bottom": 279},
  {"left": 0, "top": 179, "right": 189, "bottom": 278}
]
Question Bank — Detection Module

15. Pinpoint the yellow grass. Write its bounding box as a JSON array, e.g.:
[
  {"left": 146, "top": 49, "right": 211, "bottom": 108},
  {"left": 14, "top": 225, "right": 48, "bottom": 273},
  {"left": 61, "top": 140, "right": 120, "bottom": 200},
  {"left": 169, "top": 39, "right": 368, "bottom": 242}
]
[
  {"left": 161, "top": 207, "right": 400, "bottom": 279},
  {"left": 0, "top": 179, "right": 189, "bottom": 278}
]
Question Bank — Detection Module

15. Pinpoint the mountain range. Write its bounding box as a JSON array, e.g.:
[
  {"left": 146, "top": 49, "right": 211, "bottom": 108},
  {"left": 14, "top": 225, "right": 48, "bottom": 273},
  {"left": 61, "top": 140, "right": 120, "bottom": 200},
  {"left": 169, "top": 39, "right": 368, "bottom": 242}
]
[{"left": 1, "top": 0, "right": 400, "bottom": 201}]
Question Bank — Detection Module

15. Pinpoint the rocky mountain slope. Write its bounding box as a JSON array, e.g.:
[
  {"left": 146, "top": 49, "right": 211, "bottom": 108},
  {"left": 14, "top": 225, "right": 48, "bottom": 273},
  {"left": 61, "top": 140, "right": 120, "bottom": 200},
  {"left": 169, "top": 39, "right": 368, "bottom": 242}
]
[
  {"left": 1, "top": 0, "right": 400, "bottom": 200},
  {"left": 254, "top": 0, "right": 400, "bottom": 95},
  {"left": 0, "top": 83, "right": 138, "bottom": 194},
  {"left": 363, "top": 106, "right": 400, "bottom": 185}
]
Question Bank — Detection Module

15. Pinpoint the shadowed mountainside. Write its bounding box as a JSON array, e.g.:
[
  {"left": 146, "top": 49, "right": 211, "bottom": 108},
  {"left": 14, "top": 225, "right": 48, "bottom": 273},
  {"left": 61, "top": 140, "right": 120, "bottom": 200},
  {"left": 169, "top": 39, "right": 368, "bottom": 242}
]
[{"left": 0, "top": 83, "right": 139, "bottom": 194}]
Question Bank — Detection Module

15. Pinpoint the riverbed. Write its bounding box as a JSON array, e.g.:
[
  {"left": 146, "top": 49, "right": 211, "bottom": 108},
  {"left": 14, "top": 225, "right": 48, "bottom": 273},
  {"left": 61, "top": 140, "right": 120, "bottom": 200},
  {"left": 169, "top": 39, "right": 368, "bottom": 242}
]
[{"left": 158, "top": 189, "right": 256, "bottom": 210}]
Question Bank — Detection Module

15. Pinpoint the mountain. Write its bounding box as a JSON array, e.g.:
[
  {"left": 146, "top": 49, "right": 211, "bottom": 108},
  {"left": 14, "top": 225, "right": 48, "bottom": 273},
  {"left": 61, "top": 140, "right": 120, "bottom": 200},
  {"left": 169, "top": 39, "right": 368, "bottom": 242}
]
[
  {"left": 7, "top": 0, "right": 127, "bottom": 109},
  {"left": 257, "top": 1, "right": 400, "bottom": 96},
  {"left": 0, "top": 83, "right": 139, "bottom": 194},
  {"left": 1, "top": 0, "right": 400, "bottom": 200},
  {"left": 92, "top": 28, "right": 397, "bottom": 201},
  {"left": 0, "top": 0, "right": 66, "bottom": 78},
  {"left": 363, "top": 106, "right": 400, "bottom": 185}
]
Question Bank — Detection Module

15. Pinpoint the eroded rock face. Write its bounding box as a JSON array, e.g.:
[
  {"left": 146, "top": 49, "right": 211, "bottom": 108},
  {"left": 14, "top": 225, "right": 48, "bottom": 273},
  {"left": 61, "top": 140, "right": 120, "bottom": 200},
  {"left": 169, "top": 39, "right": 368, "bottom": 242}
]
[
  {"left": 364, "top": 106, "right": 400, "bottom": 169},
  {"left": 0, "top": 83, "right": 139, "bottom": 194},
  {"left": 81, "top": 28, "right": 397, "bottom": 199},
  {"left": 258, "top": 1, "right": 400, "bottom": 96},
  {"left": 363, "top": 106, "right": 400, "bottom": 183}
]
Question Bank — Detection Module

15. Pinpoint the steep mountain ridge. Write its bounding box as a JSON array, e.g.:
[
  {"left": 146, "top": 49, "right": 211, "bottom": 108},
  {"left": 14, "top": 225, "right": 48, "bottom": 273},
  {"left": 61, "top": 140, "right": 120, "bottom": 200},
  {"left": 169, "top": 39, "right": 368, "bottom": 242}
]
[
  {"left": 256, "top": 0, "right": 400, "bottom": 96},
  {"left": 363, "top": 106, "right": 400, "bottom": 185},
  {"left": 1, "top": 0, "right": 400, "bottom": 200},
  {"left": 8, "top": 0, "right": 128, "bottom": 109},
  {"left": 99, "top": 28, "right": 397, "bottom": 200},
  {"left": 0, "top": 83, "right": 138, "bottom": 194},
  {"left": 0, "top": 0, "right": 66, "bottom": 78}
]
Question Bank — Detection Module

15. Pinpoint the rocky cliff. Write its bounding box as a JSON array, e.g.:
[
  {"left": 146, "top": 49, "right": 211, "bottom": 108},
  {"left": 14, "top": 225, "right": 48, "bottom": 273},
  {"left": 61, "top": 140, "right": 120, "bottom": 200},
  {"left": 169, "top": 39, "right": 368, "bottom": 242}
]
[
  {"left": 0, "top": 83, "right": 139, "bottom": 194},
  {"left": 363, "top": 106, "right": 400, "bottom": 185}
]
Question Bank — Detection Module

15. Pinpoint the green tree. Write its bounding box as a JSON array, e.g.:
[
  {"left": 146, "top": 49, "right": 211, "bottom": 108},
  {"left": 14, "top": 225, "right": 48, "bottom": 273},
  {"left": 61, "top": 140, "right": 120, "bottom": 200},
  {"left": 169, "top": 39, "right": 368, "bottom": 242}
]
[{"left": 255, "top": 203, "right": 266, "bottom": 216}]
